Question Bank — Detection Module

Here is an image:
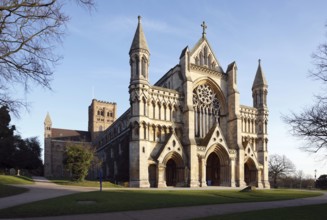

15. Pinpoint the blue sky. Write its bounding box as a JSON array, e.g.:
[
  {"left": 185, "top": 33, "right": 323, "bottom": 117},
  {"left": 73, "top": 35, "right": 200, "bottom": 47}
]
[{"left": 11, "top": 0, "right": 327, "bottom": 178}]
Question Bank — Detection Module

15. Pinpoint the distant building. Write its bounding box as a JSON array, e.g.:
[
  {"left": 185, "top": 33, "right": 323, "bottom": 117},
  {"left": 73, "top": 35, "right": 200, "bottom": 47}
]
[
  {"left": 44, "top": 17, "right": 270, "bottom": 188},
  {"left": 43, "top": 100, "right": 116, "bottom": 177}
]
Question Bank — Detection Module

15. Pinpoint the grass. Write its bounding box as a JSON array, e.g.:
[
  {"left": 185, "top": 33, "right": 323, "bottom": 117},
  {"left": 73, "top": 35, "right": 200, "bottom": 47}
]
[
  {"left": 0, "top": 175, "right": 33, "bottom": 198},
  {"left": 0, "top": 189, "right": 322, "bottom": 218},
  {"left": 0, "top": 183, "right": 29, "bottom": 198},
  {"left": 0, "top": 175, "right": 34, "bottom": 185},
  {"left": 196, "top": 203, "right": 327, "bottom": 220},
  {"left": 49, "top": 179, "right": 121, "bottom": 188}
]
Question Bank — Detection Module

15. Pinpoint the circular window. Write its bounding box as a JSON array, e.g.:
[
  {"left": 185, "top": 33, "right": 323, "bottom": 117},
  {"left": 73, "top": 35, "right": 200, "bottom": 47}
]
[{"left": 196, "top": 84, "right": 214, "bottom": 105}]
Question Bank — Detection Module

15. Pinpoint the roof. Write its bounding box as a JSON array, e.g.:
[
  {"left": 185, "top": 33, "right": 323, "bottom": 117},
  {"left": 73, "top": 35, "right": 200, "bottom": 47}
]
[
  {"left": 252, "top": 59, "right": 268, "bottom": 89},
  {"left": 51, "top": 128, "right": 91, "bottom": 142},
  {"left": 129, "top": 16, "right": 149, "bottom": 54}
]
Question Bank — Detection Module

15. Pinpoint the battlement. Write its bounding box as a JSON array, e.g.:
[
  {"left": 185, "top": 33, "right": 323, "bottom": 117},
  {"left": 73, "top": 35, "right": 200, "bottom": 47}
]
[{"left": 91, "top": 99, "right": 116, "bottom": 105}]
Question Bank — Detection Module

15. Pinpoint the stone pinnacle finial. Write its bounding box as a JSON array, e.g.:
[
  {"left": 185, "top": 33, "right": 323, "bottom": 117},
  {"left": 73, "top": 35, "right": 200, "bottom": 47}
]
[
  {"left": 258, "top": 59, "right": 261, "bottom": 65},
  {"left": 201, "top": 21, "right": 207, "bottom": 38},
  {"left": 129, "top": 15, "right": 149, "bottom": 54}
]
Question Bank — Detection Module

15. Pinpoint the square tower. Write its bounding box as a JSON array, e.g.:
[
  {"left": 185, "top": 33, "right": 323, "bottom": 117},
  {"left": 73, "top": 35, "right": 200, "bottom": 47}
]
[{"left": 88, "top": 99, "right": 117, "bottom": 141}]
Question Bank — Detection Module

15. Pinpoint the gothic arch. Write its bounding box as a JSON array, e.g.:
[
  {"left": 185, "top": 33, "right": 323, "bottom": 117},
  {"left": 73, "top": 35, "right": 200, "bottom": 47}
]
[
  {"left": 193, "top": 77, "right": 227, "bottom": 115},
  {"left": 204, "top": 144, "right": 230, "bottom": 166},
  {"left": 244, "top": 157, "right": 258, "bottom": 186},
  {"left": 162, "top": 151, "right": 184, "bottom": 167},
  {"left": 204, "top": 144, "right": 230, "bottom": 186},
  {"left": 162, "top": 152, "right": 185, "bottom": 187},
  {"left": 193, "top": 77, "right": 227, "bottom": 138}
]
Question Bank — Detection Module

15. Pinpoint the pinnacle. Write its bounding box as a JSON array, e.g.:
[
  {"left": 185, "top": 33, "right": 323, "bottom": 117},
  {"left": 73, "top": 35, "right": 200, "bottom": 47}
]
[
  {"left": 252, "top": 59, "right": 268, "bottom": 89},
  {"left": 129, "top": 16, "right": 149, "bottom": 54}
]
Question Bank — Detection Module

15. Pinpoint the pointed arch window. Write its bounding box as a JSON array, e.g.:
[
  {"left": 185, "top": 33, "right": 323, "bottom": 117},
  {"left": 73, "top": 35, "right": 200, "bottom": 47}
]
[
  {"left": 142, "top": 57, "right": 147, "bottom": 78},
  {"left": 143, "top": 98, "right": 147, "bottom": 116},
  {"left": 200, "top": 51, "right": 204, "bottom": 66},
  {"left": 193, "top": 83, "right": 221, "bottom": 138},
  {"left": 135, "top": 55, "right": 139, "bottom": 76},
  {"left": 204, "top": 46, "right": 208, "bottom": 66}
]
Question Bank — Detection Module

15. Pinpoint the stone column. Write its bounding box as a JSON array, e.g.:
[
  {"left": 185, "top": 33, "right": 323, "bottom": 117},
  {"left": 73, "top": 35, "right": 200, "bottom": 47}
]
[
  {"left": 237, "top": 148, "right": 247, "bottom": 187},
  {"left": 157, "top": 163, "right": 166, "bottom": 188},
  {"left": 229, "top": 151, "right": 236, "bottom": 187},
  {"left": 200, "top": 156, "right": 207, "bottom": 187},
  {"left": 257, "top": 169, "right": 263, "bottom": 188}
]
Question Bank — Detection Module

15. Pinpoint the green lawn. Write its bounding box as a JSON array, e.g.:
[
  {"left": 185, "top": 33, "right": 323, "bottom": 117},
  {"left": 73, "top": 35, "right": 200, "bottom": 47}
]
[
  {"left": 0, "top": 189, "right": 322, "bottom": 218},
  {"left": 50, "top": 179, "right": 121, "bottom": 188},
  {"left": 0, "top": 175, "right": 34, "bottom": 185},
  {"left": 0, "top": 175, "right": 33, "bottom": 198},
  {"left": 0, "top": 183, "right": 29, "bottom": 198},
  {"left": 197, "top": 203, "right": 327, "bottom": 220}
]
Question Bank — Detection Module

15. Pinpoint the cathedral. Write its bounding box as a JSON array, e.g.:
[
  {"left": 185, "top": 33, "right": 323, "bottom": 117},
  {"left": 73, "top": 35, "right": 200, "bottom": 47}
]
[{"left": 44, "top": 16, "right": 270, "bottom": 188}]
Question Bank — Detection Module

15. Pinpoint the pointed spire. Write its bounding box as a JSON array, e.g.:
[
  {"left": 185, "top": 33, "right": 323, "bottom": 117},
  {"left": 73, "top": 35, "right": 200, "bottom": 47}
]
[
  {"left": 44, "top": 112, "right": 52, "bottom": 124},
  {"left": 129, "top": 16, "right": 149, "bottom": 54},
  {"left": 252, "top": 59, "right": 268, "bottom": 89}
]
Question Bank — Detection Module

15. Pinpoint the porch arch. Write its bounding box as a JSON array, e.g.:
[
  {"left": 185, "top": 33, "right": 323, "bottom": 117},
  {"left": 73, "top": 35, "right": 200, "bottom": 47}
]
[
  {"left": 162, "top": 151, "right": 185, "bottom": 187},
  {"left": 244, "top": 157, "right": 258, "bottom": 186},
  {"left": 204, "top": 144, "right": 230, "bottom": 186}
]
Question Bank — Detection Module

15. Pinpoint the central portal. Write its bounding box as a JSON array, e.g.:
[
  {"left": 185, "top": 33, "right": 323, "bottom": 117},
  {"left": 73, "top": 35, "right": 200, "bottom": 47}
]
[
  {"left": 166, "top": 159, "right": 177, "bottom": 186},
  {"left": 206, "top": 153, "right": 220, "bottom": 186}
]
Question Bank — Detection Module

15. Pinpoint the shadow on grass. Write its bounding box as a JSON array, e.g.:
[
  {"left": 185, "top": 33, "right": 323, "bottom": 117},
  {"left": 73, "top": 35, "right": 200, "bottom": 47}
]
[{"left": 0, "top": 184, "right": 29, "bottom": 198}]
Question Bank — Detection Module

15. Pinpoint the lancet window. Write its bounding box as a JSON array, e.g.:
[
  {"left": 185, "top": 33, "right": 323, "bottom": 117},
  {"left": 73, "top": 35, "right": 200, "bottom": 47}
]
[
  {"left": 193, "top": 45, "right": 217, "bottom": 70},
  {"left": 193, "top": 84, "right": 220, "bottom": 138}
]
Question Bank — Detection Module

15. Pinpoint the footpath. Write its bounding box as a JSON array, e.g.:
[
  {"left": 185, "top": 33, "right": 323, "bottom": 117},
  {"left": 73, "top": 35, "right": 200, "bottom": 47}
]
[
  {"left": 0, "top": 176, "right": 95, "bottom": 210},
  {"left": 0, "top": 177, "right": 327, "bottom": 220}
]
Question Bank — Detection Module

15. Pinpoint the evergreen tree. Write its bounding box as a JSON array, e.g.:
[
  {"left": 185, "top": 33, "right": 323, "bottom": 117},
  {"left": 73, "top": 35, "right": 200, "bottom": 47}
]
[{"left": 0, "top": 106, "right": 15, "bottom": 169}]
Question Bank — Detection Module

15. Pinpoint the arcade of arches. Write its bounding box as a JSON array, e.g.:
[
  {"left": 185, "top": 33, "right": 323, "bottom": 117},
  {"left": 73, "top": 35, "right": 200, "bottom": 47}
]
[{"left": 148, "top": 145, "right": 261, "bottom": 187}]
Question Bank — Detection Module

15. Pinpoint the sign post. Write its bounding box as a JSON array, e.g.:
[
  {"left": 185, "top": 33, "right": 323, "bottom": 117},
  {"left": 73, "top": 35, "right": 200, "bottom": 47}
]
[{"left": 99, "top": 169, "right": 103, "bottom": 192}]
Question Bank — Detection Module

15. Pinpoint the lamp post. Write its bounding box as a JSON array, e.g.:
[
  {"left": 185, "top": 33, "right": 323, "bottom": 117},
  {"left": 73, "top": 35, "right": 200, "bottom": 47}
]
[{"left": 314, "top": 169, "right": 317, "bottom": 181}]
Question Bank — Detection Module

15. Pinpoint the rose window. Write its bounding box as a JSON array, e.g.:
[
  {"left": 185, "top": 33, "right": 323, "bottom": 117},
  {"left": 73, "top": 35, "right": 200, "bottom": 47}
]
[{"left": 196, "top": 84, "right": 214, "bottom": 105}]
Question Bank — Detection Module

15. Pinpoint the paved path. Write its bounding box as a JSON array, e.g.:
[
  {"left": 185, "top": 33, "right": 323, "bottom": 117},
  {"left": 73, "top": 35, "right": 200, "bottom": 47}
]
[
  {"left": 1, "top": 177, "right": 327, "bottom": 220},
  {"left": 0, "top": 176, "right": 96, "bottom": 210}
]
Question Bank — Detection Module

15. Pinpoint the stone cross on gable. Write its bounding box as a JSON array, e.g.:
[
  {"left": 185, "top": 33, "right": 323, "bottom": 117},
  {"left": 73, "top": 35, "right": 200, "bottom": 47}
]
[{"left": 201, "top": 21, "right": 207, "bottom": 37}]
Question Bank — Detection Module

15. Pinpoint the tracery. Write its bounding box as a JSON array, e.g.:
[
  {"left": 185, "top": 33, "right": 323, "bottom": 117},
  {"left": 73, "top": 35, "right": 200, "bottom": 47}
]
[{"left": 193, "top": 84, "right": 220, "bottom": 138}]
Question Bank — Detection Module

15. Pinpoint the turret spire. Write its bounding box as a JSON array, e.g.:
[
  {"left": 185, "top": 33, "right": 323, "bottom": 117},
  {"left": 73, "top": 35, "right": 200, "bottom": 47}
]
[
  {"left": 252, "top": 59, "right": 268, "bottom": 89},
  {"left": 252, "top": 59, "right": 268, "bottom": 108},
  {"left": 44, "top": 112, "right": 52, "bottom": 125},
  {"left": 129, "top": 15, "right": 149, "bottom": 55}
]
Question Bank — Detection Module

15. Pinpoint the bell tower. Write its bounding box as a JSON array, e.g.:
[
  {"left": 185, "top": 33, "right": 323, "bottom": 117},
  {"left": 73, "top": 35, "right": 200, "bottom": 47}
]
[
  {"left": 44, "top": 112, "right": 52, "bottom": 138},
  {"left": 252, "top": 59, "right": 270, "bottom": 188}
]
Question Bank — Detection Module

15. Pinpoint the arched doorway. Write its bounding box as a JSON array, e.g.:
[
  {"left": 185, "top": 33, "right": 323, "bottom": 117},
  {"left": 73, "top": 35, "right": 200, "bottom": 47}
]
[
  {"left": 244, "top": 158, "right": 258, "bottom": 186},
  {"left": 148, "top": 164, "right": 157, "bottom": 187},
  {"left": 166, "top": 159, "right": 177, "bottom": 186},
  {"left": 206, "top": 153, "right": 220, "bottom": 186}
]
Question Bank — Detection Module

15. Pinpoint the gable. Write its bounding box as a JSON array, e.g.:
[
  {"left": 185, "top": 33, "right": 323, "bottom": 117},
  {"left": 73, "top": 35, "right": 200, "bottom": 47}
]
[
  {"left": 244, "top": 142, "right": 263, "bottom": 169},
  {"left": 151, "top": 132, "right": 187, "bottom": 165},
  {"left": 203, "top": 125, "right": 229, "bottom": 153},
  {"left": 189, "top": 37, "right": 223, "bottom": 72}
]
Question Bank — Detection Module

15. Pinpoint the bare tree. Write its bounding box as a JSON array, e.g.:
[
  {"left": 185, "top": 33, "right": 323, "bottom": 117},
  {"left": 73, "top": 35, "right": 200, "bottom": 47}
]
[
  {"left": 0, "top": 0, "right": 95, "bottom": 115},
  {"left": 269, "top": 154, "right": 296, "bottom": 188},
  {"left": 283, "top": 25, "right": 327, "bottom": 155}
]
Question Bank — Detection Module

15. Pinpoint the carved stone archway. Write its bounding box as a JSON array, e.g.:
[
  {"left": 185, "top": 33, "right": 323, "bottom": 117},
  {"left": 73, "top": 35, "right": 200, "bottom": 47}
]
[{"left": 244, "top": 157, "right": 258, "bottom": 186}]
